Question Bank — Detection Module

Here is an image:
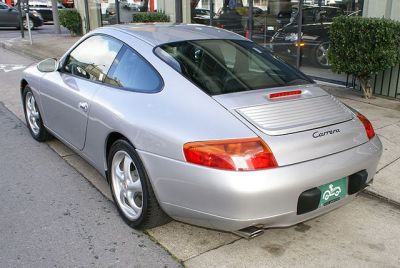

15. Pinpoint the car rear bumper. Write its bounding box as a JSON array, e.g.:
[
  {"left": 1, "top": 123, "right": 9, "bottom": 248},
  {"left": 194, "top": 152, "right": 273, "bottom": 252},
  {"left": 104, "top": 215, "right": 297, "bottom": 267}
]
[{"left": 138, "top": 136, "right": 382, "bottom": 232}]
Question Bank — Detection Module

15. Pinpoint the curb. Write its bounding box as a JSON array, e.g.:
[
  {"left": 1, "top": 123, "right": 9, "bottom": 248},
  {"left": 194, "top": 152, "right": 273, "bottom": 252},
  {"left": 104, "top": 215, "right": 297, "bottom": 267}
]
[
  {"left": 363, "top": 189, "right": 400, "bottom": 208},
  {"left": 1, "top": 40, "right": 44, "bottom": 61}
]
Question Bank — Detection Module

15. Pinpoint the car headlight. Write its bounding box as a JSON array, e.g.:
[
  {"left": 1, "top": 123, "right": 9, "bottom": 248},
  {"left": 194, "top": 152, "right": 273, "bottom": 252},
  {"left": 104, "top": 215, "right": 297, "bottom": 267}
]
[
  {"left": 31, "top": 10, "right": 41, "bottom": 18},
  {"left": 284, "top": 32, "right": 302, "bottom": 42}
]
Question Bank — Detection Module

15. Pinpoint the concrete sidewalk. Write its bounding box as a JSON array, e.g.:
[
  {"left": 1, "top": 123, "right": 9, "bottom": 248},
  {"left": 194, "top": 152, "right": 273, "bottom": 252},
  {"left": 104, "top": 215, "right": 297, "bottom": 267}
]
[
  {"left": 2, "top": 35, "right": 400, "bottom": 267},
  {"left": 1, "top": 34, "right": 80, "bottom": 60}
]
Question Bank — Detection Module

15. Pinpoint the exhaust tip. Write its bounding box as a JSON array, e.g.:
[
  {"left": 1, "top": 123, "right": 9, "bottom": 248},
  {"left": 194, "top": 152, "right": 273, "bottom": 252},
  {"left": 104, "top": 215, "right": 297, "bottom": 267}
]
[{"left": 233, "top": 226, "right": 264, "bottom": 239}]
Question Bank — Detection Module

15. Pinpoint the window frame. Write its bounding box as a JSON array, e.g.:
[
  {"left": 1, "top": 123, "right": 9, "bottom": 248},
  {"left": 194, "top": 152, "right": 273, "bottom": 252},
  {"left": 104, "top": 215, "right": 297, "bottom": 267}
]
[
  {"left": 60, "top": 34, "right": 123, "bottom": 83},
  {"left": 153, "top": 38, "right": 314, "bottom": 97},
  {"left": 60, "top": 33, "right": 164, "bottom": 94}
]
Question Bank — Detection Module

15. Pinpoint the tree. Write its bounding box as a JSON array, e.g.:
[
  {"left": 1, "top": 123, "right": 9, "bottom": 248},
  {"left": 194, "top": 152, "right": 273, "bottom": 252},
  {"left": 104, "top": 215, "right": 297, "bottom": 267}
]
[
  {"left": 51, "top": 0, "right": 61, "bottom": 34},
  {"left": 328, "top": 16, "right": 400, "bottom": 98}
]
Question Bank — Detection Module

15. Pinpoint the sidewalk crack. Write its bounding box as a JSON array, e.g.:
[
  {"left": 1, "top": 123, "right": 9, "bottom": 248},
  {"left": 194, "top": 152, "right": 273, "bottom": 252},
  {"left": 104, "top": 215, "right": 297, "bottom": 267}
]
[
  {"left": 183, "top": 236, "right": 242, "bottom": 263},
  {"left": 376, "top": 156, "right": 400, "bottom": 173}
]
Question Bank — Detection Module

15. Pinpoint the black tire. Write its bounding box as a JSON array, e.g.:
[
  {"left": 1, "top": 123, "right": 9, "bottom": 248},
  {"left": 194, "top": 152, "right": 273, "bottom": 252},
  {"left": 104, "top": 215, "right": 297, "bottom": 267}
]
[
  {"left": 312, "top": 41, "right": 331, "bottom": 68},
  {"left": 22, "top": 85, "right": 51, "bottom": 142},
  {"left": 23, "top": 18, "right": 34, "bottom": 31},
  {"left": 107, "top": 139, "right": 171, "bottom": 229}
]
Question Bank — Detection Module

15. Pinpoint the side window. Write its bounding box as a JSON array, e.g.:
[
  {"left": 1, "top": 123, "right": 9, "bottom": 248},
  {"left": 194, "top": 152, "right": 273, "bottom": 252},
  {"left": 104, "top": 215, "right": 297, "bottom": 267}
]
[
  {"left": 64, "top": 35, "right": 123, "bottom": 82},
  {"left": 303, "top": 9, "right": 315, "bottom": 24},
  {"left": 105, "top": 46, "right": 162, "bottom": 92}
]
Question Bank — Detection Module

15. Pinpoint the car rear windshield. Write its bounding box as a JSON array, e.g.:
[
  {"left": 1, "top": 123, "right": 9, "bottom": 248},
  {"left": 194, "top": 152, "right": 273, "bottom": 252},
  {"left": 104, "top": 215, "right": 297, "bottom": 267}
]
[{"left": 155, "top": 39, "right": 313, "bottom": 96}]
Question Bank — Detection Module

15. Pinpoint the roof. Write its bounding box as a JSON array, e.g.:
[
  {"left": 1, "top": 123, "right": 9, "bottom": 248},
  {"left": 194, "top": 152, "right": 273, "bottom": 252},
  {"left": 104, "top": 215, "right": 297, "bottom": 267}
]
[{"left": 108, "top": 23, "right": 246, "bottom": 46}]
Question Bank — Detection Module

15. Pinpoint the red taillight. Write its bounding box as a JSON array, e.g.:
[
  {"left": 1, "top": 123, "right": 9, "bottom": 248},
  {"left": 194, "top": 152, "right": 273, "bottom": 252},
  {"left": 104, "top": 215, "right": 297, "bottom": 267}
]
[
  {"left": 269, "top": 90, "right": 302, "bottom": 99},
  {"left": 357, "top": 112, "right": 375, "bottom": 140},
  {"left": 183, "top": 138, "right": 278, "bottom": 171}
]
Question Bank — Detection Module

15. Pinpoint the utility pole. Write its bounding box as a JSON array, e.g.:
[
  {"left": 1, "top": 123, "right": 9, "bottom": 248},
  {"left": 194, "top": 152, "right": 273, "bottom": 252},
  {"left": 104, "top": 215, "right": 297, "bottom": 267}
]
[
  {"left": 51, "top": 0, "right": 61, "bottom": 34},
  {"left": 248, "top": 0, "right": 253, "bottom": 39},
  {"left": 296, "top": 0, "right": 304, "bottom": 69},
  {"left": 175, "top": 0, "right": 182, "bottom": 23},
  {"left": 17, "top": 0, "right": 24, "bottom": 38},
  {"left": 209, "top": 0, "right": 214, "bottom": 26}
]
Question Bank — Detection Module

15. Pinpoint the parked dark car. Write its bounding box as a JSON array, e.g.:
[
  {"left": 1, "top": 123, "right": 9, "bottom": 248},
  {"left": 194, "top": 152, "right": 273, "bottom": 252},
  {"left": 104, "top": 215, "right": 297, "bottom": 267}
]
[
  {"left": 193, "top": 6, "right": 266, "bottom": 36},
  {"left": 194, "top": 8, "right": 210, "bottom": 16},
  {"left": 292, "top": 5, "right": 343, "bottom": 25},
  {"left": 270, "top": 22, "right": 330, "bottom": 67},
  {"left": 28, "top": 0, "right": 64, "bottom": 22},
  {"left": 270, "top": 7, "right": 353, "bottom": 68},
  {"left": 0, "top": 2, "right": 43, "bottom": 30}
]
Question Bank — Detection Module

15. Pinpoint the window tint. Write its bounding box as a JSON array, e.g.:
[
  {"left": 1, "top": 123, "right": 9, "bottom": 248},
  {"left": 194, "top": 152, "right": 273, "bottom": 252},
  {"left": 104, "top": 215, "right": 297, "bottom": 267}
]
[
  {"left": 156, "top": 40, "right": 312, "bottom": 96},
  {"left": 0, "top": 4, "right": 7, "bottom": 9},
  {"left": 64, "top": 35, "right": 123, "bottom": 82},
  {"left": 105, "top": 46, "right": 161, "bottom": 92}
]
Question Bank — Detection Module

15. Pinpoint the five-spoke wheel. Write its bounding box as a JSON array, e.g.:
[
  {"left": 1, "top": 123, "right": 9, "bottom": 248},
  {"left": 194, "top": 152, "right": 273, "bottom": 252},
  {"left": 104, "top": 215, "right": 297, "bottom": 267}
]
[
  {"left": 111, "top": 151, "right": 143, "bottom": 221},
  {"left": 23, "top": 85, "right": 51, "bottom": 141},
  {"left": 108, "top": 139, "right": 170, "bottom": 229},
  {"left": 25, "top": 91, "right": 40, "bottom": 135}
]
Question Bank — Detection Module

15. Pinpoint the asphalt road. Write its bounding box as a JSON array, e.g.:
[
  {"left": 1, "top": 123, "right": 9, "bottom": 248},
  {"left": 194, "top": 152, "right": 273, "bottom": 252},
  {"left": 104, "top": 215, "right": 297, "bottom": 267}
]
[{"left": 0, "top": 49, "right": 179, "bottom": 268}]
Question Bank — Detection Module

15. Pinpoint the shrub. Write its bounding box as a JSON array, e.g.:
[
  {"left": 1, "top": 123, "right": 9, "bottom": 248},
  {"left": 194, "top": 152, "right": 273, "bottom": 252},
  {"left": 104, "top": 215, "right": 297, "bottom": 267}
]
[
  {"left": 328, "top": 16, "right": 400, "bottom": 98},
  {"left": 59, "top": 8, "right": 82, "bottom": 36},
  {"left": 132, "top": 12, "right": 170, "bottom": 23}
]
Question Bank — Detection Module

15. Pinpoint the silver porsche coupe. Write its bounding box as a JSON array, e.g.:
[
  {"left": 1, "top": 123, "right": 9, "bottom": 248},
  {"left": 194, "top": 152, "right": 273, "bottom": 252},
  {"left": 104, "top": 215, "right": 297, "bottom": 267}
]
[{"left": 21, "top": 24, "right": 382, "bottom": 238}]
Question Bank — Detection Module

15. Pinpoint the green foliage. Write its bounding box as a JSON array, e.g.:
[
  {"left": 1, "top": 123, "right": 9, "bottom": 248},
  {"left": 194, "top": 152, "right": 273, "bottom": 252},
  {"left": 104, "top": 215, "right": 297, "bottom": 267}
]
[
  {"left": 328, "top": 16, "right": 400, "bottom": 97},
  {"left": 59, "top": 8, "right": 82, "bottom": 35},
  {"left": 131, "top": 12, "right": 170, "bottom": 23}
]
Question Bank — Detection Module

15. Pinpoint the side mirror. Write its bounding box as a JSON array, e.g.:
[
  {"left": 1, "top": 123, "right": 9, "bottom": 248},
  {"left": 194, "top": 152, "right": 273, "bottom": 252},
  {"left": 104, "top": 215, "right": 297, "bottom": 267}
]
[{"left": 37, "top": 58, "right": 58, "bottom": 73}]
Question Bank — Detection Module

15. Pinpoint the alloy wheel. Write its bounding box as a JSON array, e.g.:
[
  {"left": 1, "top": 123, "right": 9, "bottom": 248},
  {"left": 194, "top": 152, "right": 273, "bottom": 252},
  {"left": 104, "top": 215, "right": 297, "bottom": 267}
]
[
  {"left": 111, "top": 151, "right": 143, "bottom": 221},
  {"left": 23, "top": 19, "right": 34, "bottom": 30},
  {"left": 25, "top": 91, "right": 40, "bottom": 135},
  {"left": 316, "top": 42, "right": 330, "bottom": 67}
]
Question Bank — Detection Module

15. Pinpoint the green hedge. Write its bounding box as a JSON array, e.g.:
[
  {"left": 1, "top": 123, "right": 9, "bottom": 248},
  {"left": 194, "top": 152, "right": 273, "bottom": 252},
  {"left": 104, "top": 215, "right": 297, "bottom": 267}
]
[
  {"left": 132, "top": 12, "right": 170, "bottom": 23},
  {"left": 59, "top": 8, "right": 82, "bottom": 35},
  {"left": 328, "top": 16, "right": 400, "bottom": 98}
]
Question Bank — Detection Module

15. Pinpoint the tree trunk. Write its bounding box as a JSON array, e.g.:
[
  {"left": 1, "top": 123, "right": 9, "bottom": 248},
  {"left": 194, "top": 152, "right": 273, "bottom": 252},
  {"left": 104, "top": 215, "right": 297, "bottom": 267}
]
[
  {"left": 51, "top": 0, "right": 61, "bottom": 34},
  {"left": 142, "top": 0, "right": 149, "bottom": 12},
  {"left": 359, "top": 77, "right": 373, "bottom": 99}
]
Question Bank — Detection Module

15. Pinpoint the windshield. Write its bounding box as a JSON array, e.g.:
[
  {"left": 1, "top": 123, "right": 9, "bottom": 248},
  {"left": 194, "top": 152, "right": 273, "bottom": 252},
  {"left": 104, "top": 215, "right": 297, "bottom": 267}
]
[{"left": 155, "top": 39, "right": 313, "bottom": 96}]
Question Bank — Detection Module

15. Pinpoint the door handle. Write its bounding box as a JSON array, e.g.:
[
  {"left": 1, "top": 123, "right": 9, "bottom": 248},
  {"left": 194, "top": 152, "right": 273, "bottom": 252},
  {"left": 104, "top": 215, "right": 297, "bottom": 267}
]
[{"left": 78, "top": 102, "right": 89, "bottom": 112}]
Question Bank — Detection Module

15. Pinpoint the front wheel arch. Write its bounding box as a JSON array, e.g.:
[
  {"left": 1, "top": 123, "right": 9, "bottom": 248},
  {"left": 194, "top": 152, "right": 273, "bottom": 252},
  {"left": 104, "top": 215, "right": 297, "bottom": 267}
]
[
  {"left": 20, "top": 79, "right": 28, "bottom": 97},
  {"left": 105, "top": 131, "right": 127, "bottom": 179}
]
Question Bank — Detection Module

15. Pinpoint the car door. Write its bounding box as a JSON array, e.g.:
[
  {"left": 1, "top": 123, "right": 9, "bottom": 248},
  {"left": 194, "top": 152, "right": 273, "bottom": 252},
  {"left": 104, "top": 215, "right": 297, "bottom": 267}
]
[
  {"left": 0, "top": 4, "right": 7, "bottom": 26},
  {"left": 39, "top": 34, "right": 123, "bottom": 150},
  {"left": 0, "top": 3, "right": 19, "bottom": 27}
]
